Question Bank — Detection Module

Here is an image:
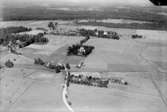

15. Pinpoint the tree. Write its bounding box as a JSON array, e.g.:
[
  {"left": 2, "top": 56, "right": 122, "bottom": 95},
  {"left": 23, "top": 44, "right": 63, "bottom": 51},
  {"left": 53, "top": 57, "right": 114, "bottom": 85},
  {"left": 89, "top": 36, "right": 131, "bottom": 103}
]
[
  {"left": 5, "top": 60, "right": 14, "bottom": 68},
  {"left": 65, "top": 63, "right": 71, "bottom": 70},
  {"left": 55, "top": 22, "right": 58, "bottom": 30},
  {"left": 34, "top": 58, "right": 45, "bottom": 65},
  {"left": 48, "top": 22, "right": 55, "bottom": 30}
]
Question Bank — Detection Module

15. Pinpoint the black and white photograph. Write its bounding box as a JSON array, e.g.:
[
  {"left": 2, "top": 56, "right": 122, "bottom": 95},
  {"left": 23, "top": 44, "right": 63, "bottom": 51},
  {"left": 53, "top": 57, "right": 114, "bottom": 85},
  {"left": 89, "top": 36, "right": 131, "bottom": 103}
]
[{"left": 0, "top": 0, "right": 167, "bottom": 112}]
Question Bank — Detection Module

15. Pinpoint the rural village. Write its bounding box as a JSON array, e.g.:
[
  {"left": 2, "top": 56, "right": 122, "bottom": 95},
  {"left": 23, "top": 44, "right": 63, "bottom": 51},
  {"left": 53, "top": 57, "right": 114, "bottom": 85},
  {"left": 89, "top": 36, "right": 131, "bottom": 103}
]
[{"left": 1, "top": 0, "right": 167, "bottom": 112}]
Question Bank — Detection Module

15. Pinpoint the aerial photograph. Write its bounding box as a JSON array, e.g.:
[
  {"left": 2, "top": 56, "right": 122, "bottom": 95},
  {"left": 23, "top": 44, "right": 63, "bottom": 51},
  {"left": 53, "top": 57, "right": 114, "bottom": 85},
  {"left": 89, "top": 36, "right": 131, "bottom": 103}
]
[{"left": 0, "top": 0, "right": 167, "bottom": 112}]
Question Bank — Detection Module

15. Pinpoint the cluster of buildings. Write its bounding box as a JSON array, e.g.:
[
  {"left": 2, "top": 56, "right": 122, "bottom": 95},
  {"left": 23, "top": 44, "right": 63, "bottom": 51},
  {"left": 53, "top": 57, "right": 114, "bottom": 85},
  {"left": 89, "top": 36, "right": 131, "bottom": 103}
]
[
  {"left": 110, "top": 78, "right": 128, "bottom": 85},
  {"left": 67, "top": 36, "right": 94, "bottom": 57},
  {"left": 79, "top": 28, "right": 120, "bottom": 40}
]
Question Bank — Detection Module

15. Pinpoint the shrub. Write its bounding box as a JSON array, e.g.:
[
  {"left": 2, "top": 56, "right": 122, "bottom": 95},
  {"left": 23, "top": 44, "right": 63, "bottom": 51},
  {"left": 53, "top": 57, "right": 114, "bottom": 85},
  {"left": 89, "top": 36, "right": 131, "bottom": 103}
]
[
  {"left": 65, "top": 63, "right": 71, "bottom": 70},
  {"left": 0, "top": 38, "right": 4, "bottom": 45},
  {"left": 0, "top": 26, "right": 48, "bottom": 47},
  {"left": 132, "top": 34, "right": 143, "bottom": 39},
  {"left": 83, "top": 46, "right": 95, "bottom": 56},
  {"left": 34, "top": 58, "right": 45, "bottom": 65},
  {"left": 79, "top": 29, "right": 96, "bottom": 37},
  {"left": 5, "top": 60, "right": 14, "bottom": 68},
  {"left": 0, "top": 64, "right": 2, "bottom": 69}
]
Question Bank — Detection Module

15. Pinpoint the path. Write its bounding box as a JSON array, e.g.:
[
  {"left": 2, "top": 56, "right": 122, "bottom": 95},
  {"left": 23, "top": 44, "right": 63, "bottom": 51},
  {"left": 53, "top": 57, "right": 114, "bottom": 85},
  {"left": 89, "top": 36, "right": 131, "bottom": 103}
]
[
  {"left": 62, "top": 84, "right": 74, "bottom": 112},
  {"left": 134, "top": 39, "right": 167, "bottom": 107}
]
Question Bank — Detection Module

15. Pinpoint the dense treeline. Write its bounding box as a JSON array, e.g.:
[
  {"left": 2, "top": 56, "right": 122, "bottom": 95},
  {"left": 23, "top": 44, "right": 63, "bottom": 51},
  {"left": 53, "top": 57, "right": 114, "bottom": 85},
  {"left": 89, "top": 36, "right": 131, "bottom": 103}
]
[
  {"left": 34, "top": 58, "right": 66, "bottom": 73},
  {"left": 0, "top": 33, "right": 48, "bottom": 47},
  {"left": 70, "top": 74, "right": 109, "bottom": 88},
  {"left": 79, "top": 29, "right": 96, "bottom": 37},
  {"left": 0, "top": 26, "right": 48, "bottom": 47},
  {"left": 0, "top": 26, "right": 32, "bottom": 38}
]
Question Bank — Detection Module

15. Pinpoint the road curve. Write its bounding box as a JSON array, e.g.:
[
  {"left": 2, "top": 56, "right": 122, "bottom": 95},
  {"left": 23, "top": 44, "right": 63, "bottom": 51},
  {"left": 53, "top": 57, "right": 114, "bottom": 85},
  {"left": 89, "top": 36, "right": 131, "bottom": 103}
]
[{"left": 62, "top": 84, "right": 74, "bottom": 112}]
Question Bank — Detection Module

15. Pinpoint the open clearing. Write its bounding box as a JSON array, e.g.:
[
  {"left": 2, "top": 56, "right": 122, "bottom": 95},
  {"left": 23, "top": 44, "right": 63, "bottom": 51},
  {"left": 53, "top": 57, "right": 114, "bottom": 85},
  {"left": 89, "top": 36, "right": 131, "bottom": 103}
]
[{"left": 0, "top": 20, "right": 167, "bottom": 112}]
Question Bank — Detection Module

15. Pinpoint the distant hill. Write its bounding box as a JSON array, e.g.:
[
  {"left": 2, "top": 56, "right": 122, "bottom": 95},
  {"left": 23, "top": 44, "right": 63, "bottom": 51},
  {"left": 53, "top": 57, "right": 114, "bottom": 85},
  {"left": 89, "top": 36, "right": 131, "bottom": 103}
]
[
  {"left": 2, "top": 6, "right": 166, "bottom": 21},
  {"left": 2, "top": 6, "right": 167, "bottom": 30}
]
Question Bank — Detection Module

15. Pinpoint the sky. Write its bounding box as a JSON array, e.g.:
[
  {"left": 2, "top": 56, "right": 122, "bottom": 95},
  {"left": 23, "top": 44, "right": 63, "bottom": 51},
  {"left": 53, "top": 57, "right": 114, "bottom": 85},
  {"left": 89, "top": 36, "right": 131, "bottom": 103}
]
[{"left": 2, "top": 0, "right": 153, "bottom": 7}]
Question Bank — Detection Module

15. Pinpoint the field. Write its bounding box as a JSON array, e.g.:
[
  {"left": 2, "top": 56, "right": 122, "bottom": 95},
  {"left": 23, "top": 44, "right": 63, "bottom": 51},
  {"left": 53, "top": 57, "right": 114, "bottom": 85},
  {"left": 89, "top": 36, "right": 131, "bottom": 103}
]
[{"left": 0, "top": 20, "right": 167, "bottom": 112}]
